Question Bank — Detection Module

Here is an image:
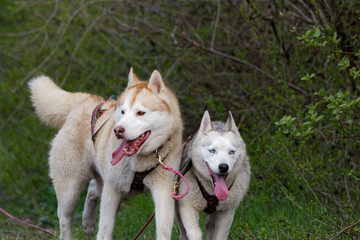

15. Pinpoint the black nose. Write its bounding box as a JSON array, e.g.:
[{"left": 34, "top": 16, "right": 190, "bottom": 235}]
[
  {"left": 114, "top": 126, "right": 125, "bottom": 139},
  {"left": 218, "top": 164, "right": 229, "bottom": 174}
]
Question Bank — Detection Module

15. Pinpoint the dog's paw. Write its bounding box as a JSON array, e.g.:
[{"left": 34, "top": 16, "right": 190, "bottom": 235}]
[{"left": 82, "top": 220, "right": 96, "bottom": 235}]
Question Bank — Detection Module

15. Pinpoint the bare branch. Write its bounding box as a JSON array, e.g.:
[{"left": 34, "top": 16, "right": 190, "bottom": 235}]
[
  {"left": 282, "top": 143, "right": 324, "bottom": 209},
  {"left": 329, "top": 219, "right": 360, "bottom": 240},
  {"left": 297, "top": 0, "right": 317, "bottom": 24},
  {"left": 286, "top": 1, "right": 315, "bottom": 24},
  {"left": 174, "top": 21, "right": 275, "bottom": 80},
  {"left": 210, "top": 0, "right": 221, "bottom": 51},
  {"left": 61, "top": 8, "right": 107, "bottom": 86}
]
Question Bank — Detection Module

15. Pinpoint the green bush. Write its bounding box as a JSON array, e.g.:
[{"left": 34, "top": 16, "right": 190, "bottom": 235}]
[{"left": 1, "top": 0, "right": 359, "bottom": 239}]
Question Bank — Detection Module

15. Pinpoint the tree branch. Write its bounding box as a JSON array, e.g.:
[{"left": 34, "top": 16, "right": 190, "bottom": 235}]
[
  {"left": 174, "top": 21, "right": 275, "bottom": 80},
  {"left": 210, "top": 0, "right": 221, "bottom": 51},
  {"left": 329, "top": 218, "right": 360, "bottom": 240}
]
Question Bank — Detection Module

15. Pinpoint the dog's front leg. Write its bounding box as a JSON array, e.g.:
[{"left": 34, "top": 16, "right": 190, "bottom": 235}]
[
  {"left": 83, "top": 179, "right": 102, "bottom": 235},
  {"left": 175, "top": 202, "right": 189, "bottom": 240},
  {"left": 151, "top": 182, "right": 175, "bottom": 240},
  {"left": 96, "top": 183, "right": 121, "bottom": 240},
  {"left": 178, "top": 205, "right": 202, "bottom": 240},
  {"left": 205, "top": 210, "right": 235, "bottom": 240}
]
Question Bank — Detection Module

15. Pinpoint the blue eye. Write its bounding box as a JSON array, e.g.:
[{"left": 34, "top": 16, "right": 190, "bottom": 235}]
[
  {"left": 229, "top": 150, "right": 235, "bottom": 155},
  {"left": 208, "top": 149, "right": 216, "bottom": 154}
]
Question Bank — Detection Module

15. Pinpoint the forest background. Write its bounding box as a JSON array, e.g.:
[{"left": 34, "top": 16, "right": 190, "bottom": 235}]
[{"left": 0, "top": 0, "right": 359, "bottom": 239}]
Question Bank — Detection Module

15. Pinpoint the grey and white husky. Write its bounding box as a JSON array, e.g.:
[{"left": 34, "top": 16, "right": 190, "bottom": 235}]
[{"left": 175, "top": 111, "right": 251, "bottom": 240}]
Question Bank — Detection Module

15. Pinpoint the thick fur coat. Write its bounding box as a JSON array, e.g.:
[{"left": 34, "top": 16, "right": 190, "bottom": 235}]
[
  {"left": 175, "top": 111, "right": 250, "bottom": 240},
  {"left": 29, "top": 68, "right": 183, "bottom": 240}
]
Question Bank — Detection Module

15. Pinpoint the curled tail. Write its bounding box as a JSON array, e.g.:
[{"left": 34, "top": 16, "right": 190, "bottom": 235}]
[{"left": 29, "top": 75, "right": 90, "bottom": 128}]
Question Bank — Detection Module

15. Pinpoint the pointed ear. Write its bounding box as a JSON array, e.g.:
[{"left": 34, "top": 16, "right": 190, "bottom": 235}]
[
  {"left": 148, "top": 70, "right": 165, "bottom": 94},
  {"left": 199, "top": 110, "right": 213, "bottom": 133},
  {"left": 225, "top": 111, "right": 238, "bottom": 131},
  {"left": 127, "top": 67, "right": 140, "bottom": 88}
]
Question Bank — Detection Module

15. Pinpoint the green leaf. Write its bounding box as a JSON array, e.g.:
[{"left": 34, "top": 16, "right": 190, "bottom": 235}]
[
  {"left": 338, "top": 57, "right": 350, "bottom": 71},
  {"left": 313, "top": 27, "right": 321, "bottom": 38},
  {"left": 301, "top": 73, "right": 316, "bottom": 81},
  {"left": 349, "top": 67, "right": 360, "bottom": 79}
]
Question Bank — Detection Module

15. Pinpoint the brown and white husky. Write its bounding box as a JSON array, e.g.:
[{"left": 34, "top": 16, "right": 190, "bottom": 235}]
[{"left": 29, "top": 68, "right": 183, "bottom": 240}]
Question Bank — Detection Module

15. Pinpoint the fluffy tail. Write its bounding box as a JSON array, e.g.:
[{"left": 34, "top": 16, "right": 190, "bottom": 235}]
[{"left": 29, "top": 75, "right": 90, "bottom": 129}]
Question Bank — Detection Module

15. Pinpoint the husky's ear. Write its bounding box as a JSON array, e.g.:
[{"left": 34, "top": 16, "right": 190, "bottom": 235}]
[
  {"left": 200, "top": 110, "right": 213, "bottom": 133},
  {"left": 225, "top": 111, "right": 238, "bottom": 131},
  {"left": 148, "top": 70, "right": 165, "bottom": 95},
  {"left": 127, "top": 67, "right": 141, "bottom": 88}
]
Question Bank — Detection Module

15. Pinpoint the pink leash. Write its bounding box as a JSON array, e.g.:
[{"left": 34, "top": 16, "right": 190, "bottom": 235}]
[
  {"left": 0, "top": 207, "right": 58, "bottom": 238},
  {"left": 157, "top": 155, "right": 190, "bottom": 200},
  {"left": 132, "top": 153, "right": 190, "bottom": 240},
  {"left": 133, "top": 212, "right": 155, "bottom": 240}
]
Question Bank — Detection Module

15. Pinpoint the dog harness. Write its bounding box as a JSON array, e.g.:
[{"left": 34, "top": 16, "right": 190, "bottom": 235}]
[
  {"left": 195, "top": 177, "right": 220, "bottom": 214},
  {"left": 91, "top": 102, "right": 106, "bottom": 142},
  {"left": 91, "top": 95, "right": 116, "bottom": 143},
  {"left": 178, "top": 159, "right": 223, "bottom": 214},
  {"left": 131, "top": 164, "right": 159, "bottom": 190}
]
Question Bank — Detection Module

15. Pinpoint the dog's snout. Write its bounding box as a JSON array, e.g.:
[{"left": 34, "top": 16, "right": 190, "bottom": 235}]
[
  {"left": 218, "top": 163, "right": 229, "bottom": 174},
  {"left": 114, "top": 126, "right": 125, "bottom": 138}
]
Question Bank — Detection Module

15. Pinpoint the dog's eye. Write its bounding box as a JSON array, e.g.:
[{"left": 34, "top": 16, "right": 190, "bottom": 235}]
[
  {"left": 121, "top": 110, "right": 125, "bottom": 114},
  {"left": 229, "top": 150, "right": 235, "bottom": 155},
  {"left": 208, "top": 149, "right": 216, "bottom": 154},
  {"left": 136, "top": 111, "right": 146, "bottom": 116}
]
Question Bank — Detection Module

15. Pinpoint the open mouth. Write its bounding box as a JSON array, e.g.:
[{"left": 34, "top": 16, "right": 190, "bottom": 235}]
[
  {"left": 207, "top": 164, "right": 229, "bottom": 201},
  {"left": 111, "top": 131, "right": 151, "bottom": 166}
]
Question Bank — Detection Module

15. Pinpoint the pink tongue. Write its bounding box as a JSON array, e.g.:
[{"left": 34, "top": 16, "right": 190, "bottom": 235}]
[
  {"left": 213, "top": 174, "right": 229, "bottom": 201},
  {"left": 111, "top": 140, "right": 129, "bottom": 166}
]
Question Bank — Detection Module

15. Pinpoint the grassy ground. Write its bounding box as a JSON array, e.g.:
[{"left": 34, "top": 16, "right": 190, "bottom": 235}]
[{"left": 0, "top": 187, "right": 351, "bottom": 240}]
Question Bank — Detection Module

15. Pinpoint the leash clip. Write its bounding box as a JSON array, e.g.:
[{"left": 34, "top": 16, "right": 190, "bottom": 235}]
[
  {"left": 172, "top": 181, "right": 179, "bottom": 193},
  {"left": 155, "top": 149, "right": 189, "bottom": 200},
  {"left": 156, "top": 150, "right": 163, "bottom": 164}
]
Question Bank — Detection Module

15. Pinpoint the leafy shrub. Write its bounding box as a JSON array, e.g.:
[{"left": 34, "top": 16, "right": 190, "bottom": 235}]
[{"left": 1, "top": 0, "right": 359, "bottom": 238}]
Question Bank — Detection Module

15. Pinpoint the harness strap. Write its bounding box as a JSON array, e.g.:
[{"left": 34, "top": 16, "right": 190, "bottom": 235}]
[
  {"left": 172, "top": 134, "right": 194, "bottom": 193},
  {"left": 178, "top": 158, "right": 221, "bottom": 214},
  {"left": 195, "top": 177, "right": 219, "bottom": 214},
  {"left": 179, "top": 158, "right": 193, "bottom": 176},
  {"left": 195, "top": 176, "right": 236, "bottom": 214},
  {"left": 91, "top": 95, "right": 116, "bottom": 143},
  {"left": 131, "top": 164, "right": 159, "bottom": 190},
  {"left": 130, "top": 149, "right": 169, "bottom": 191},
  {"left": 91, "top": 102, "right": 106, "bottom": 142}
]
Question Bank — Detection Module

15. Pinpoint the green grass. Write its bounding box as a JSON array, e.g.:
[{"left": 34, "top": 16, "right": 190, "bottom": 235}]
[
  {"left": 1, "top": 186, "right": 352, "bottom": 240},
  {"left": 232, "top": 193, "right": 328, "bottom": 239}
]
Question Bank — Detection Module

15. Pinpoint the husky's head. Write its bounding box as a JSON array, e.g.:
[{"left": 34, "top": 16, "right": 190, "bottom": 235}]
[
  {"left": 192, "top": 111, "right": 246, "bottom": 200},
  {"left": 111, "top": 68, "right": 177, "bottom": 165}
]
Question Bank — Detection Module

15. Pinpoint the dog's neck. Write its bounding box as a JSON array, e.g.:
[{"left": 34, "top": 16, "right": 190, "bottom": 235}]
[{"left": 129, "top": 137, "right": 172, "bottom": 172}]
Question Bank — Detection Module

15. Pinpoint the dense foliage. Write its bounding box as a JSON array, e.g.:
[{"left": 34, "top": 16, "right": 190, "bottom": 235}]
[{"left": 1, "top": 0, "right": 359, "bottom": 239}]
